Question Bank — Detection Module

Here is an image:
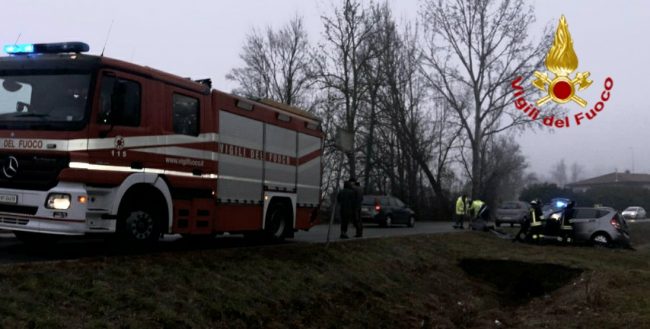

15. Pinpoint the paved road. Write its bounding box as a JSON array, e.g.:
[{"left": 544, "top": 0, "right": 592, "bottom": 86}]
[
  {"left": 626, "top": 218, "right": 650, "bottom": 224},
  {"left": 294, "top": 221, "right": 458, "bottom": 243},
  {"left": 0, "top": 221, "right": 458, "bottom": 264}
]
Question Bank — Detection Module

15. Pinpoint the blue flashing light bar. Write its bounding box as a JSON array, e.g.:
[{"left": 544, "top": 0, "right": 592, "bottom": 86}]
[
  {"left": 3, "top": 42, "right": 89, "bottom": 55},
  {"left": 4, "top": 43, "right": 35, "bottom": 54}
]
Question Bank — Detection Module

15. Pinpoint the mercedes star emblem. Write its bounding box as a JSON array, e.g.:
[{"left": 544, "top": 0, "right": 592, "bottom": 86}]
[{"left": 2, "top": 156, "right": 19, "bottom": 179}]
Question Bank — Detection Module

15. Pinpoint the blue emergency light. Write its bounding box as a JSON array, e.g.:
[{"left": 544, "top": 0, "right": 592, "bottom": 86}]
[
  {"left": 3, "top": 42, "right": 89, "bottom": 55},
  {"left": 3, "top": 44, "right": 34, "bottom": 54}
]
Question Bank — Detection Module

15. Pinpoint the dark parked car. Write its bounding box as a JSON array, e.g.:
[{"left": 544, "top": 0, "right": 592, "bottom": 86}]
[
  {"left": 494, "top": 201, "right": 529, "bottom": 227},
  {"left": 361, "top": 195, "right": 415, "bottom": 227}
]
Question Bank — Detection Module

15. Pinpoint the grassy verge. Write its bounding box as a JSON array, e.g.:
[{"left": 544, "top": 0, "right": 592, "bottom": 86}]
[{"left": 1, "top": 224, "right": 650, "bottom": 328}]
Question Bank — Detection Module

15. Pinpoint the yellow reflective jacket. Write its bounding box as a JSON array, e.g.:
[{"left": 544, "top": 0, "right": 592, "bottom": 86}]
[
  {"left": 455, "top": 196, "right": 466, "bottom": 215},
  {"left": 529, "top": 207, "right": 543, "bottom": 226},
  {"left": 469, "top": 200, "right": 485, "bottom": 218}
]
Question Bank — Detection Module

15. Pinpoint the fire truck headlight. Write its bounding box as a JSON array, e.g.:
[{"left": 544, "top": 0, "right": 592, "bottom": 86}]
[{"left": 46, "top": 194, "right": 71, "bottom": 210}]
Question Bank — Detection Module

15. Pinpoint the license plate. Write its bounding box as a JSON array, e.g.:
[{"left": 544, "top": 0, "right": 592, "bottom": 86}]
[{"left": 0, "top": 194, "right": 17, "bottom": 204}]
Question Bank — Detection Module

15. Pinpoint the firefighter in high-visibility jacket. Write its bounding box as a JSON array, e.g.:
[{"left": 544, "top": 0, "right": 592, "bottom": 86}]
[
  {"left": 453, "top": 194, "right": 467, "bottom": 229},
  {"left": 514, "top": 199, "right": 544, "bottom": 242},
  {"left": 468, "top": 199, "right": 490, "bottom": 230}
]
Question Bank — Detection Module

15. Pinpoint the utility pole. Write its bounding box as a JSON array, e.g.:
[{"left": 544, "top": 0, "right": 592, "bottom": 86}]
[{"left": 326, "top": 129, "right": 354, "bottom": 247}]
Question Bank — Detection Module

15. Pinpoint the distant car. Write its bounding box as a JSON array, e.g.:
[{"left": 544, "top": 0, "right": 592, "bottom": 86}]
[
  {"left": 569, "top": 207, "right": 630, "bottom": 247},
  {"left": 361, "top": 195, "right": 415, "bottom": 227},
  {"left": 622, "top": 206, "right": 646, "bottom": 220},
  {"left": 494, "top": 201, "right": 529, "bottom": 227}
]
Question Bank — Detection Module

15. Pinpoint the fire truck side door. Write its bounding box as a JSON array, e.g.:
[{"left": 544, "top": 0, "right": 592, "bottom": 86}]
[
  {"left": 88, "top": 70, "right": 153, "bottom": 172},
  {"left": 164, "top": 86, "right": 212, "bottom": 192}
]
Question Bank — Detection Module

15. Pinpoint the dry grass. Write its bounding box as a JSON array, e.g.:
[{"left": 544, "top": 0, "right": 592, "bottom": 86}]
[{"left": 0, "top": 222, "right": 649, "bottom": 328}]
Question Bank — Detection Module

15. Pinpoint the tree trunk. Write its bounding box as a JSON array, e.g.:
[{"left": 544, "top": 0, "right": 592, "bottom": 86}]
[
  {"left": 346, "top": 151, "right": 356, "bottom": 180},
  {"left": 363, "top": 90, "right": 377, "bottom": 193},
  {"left": 420, "top": 164, "right": 450, "bottom": 220}
]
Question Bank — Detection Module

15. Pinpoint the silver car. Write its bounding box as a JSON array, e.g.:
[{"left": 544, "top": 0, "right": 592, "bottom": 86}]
[
  {"left": 494, "top": 201, "right": 529, "bottom": 227},
  {"left": 622, "top": 206, "right": 646, "bottom": 220},
  {"left": 569, "top": 207, "right": 630, "bottom": 247}
]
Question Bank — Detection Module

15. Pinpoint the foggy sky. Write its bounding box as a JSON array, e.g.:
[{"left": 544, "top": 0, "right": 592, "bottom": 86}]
[{"left": 1, "top": 0, "right": 648, "bottom": 180}]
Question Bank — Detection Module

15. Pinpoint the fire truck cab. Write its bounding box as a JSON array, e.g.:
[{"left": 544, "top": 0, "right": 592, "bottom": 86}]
[{"left": 0, "top": 42, "right": 323, "bottom": 243}]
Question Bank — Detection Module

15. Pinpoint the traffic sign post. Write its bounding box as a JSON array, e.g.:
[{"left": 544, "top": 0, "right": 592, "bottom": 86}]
[{"left": 326, "top": 129, "right": 353, "bottom": 246}]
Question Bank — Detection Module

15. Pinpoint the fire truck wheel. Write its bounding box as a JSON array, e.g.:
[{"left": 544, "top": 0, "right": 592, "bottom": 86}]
[
  {"left": 265, "top": 205, "right": 291, "bottom": 241},
  {"left": 118, "top": 206, "right": 161, "bottom": 244}
]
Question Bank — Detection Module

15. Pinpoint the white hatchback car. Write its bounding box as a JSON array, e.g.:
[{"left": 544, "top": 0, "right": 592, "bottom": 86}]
[{"left": 622, "top": 206, "right": 646, "bottom": 220}]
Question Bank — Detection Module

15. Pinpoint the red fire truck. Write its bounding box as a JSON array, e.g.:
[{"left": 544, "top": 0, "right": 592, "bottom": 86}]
[{"left": 0, "top": 42, "right": 322, "bottom": 243}]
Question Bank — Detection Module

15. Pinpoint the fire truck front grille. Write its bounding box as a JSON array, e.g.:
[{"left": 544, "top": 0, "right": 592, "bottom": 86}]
[
  {"left": 0, "top": 204, "right": 38, "bottom": 215},
  {"left": 0, "top": 154, "right": 69, "bottom": 191},
  {"left": 0, "top": 216, "right": 29, "bottom": 225}
]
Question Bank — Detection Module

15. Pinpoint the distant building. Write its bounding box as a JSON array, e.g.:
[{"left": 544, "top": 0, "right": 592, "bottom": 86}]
[{"left": 567, "top": 171, "right": 650, "bottom": 193}]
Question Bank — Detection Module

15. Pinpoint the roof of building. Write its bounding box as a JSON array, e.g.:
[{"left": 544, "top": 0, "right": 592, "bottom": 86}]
[{"left": 567, "top": 171, "right": 650, "bottom": 187}]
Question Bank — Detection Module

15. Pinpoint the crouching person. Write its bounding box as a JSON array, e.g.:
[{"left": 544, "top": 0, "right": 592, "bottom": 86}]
[{"left": 469, "top": 199, "right": 490, "bottom": 231}]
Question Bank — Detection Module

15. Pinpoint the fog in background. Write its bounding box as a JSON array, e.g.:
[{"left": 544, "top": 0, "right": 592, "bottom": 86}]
[{"left": 0, "top": 0, "right": 647, "bottom": 180}]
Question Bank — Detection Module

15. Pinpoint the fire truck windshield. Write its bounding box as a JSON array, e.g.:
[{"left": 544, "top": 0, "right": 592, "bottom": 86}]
[{"left": 0, "top": 73, "right": 90, "bottom": 130}]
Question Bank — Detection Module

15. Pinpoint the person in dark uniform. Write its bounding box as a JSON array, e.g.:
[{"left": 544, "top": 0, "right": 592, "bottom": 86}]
[
  {"left": 544, "top": 202, "right": 569, "bottom": 239},
  {"left": 337, "top": 179, "right": 357, "bottom": 239},
  {"left": 514, "top": 199, "right": 543, "bottom": 242},
  {"left": 560, "top": 200, "right": 576, "bottom": 243}
]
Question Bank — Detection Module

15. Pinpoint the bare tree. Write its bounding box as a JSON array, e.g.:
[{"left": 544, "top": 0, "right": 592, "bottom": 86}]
[
  {"left": 550, "top": 159, "right": 568, "bottom": 187},
  {"left": 227, "top": 28, "right": 271, "bottom": 99},
  {"left": 313, "top": 91, "right": 342, "bottom": 197},
  {"left": 316, "top": 0, "right": 378, "bottom": 178},
  {"left": 227, "top": 16, "right": 314, "bottom": 106},
  {"left": 358, "top": 4, "right": 389, "bottom": 194},
  {"left": 420, "top": 0, "right": 549, "bottom": 198},
  {"left": 523, "top": 172, "right": 539, "bottom": 187},
  {"left": 375, "top": 13, "right": 460, "bottom": 218},
  {"left": 570, "top": 162, "right": 585, "bottom": 183},
  {"left": 480, "top": 136, "right": 528, "bottom": 206}
]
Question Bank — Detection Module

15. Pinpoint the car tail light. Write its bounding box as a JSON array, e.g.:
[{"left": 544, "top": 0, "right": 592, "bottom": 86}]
[{"left": 610, "top": 216, "right": 621, "bottom": 229}]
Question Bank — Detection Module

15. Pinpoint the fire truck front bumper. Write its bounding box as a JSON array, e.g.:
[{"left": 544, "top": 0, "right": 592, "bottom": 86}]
[{"left": 0, "top": 182, "right": 112, "bottom": 235}]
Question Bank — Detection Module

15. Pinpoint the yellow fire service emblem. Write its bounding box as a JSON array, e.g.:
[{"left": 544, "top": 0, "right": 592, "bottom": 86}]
[{"left": 533, "top": 15, "right": 592, "bottom": 107}]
